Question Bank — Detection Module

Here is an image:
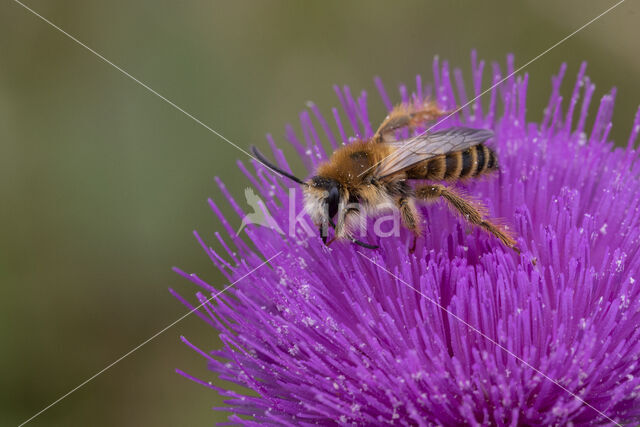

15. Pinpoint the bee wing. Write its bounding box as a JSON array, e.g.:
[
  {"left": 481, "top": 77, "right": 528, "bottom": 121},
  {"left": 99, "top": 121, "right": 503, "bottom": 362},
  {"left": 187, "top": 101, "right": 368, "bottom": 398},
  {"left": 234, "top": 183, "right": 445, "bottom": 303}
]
[{"left": 375, "top": 127, "right": 494, "bottom": 178}]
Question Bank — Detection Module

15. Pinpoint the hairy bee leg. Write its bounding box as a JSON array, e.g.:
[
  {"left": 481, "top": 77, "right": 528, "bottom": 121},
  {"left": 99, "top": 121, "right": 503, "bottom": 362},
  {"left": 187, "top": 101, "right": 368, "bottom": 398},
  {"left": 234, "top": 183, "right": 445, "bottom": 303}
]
[
  {"left": 330, "top": 209, "right": 379, "bottom": 249},
  {"left": 397, "top": 197, "right": 422, "bottom": 253},
  {"left": 373, "top": 101, "right": 447, "bottom": 143},
  {"left": 415, "top": 184, "right": 519, "bottom": 253},
  {"left": 318, "top": 218, "right": 333, "bottom": 245}
]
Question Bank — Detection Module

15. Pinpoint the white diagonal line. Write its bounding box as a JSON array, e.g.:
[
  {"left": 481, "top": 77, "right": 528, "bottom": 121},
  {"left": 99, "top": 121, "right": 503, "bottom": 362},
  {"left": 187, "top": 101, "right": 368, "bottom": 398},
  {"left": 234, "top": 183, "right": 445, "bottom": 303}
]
[
  {"left": 357, "top": 251, "right": 621, "bottom": 426},
  {"left": 359, "top": 0, "right": 626, "bottom": 178},
  {"left": 12, "top": 0, "right": 282, "bottom": 176},
  {"left": 18, "top": 251, "right": 282, "bottom": 427}
]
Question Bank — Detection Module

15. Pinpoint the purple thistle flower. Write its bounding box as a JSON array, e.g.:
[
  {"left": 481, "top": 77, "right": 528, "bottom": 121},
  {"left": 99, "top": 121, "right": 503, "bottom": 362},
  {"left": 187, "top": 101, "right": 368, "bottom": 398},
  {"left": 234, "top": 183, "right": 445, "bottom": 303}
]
[{"left": 173, "top": 52, "right": 640, "bottom": 425}]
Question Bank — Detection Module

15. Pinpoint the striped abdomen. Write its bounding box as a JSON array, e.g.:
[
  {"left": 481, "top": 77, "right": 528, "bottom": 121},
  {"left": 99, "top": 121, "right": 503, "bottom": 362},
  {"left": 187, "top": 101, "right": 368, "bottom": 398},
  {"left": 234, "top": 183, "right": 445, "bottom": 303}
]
[{"left": 404, "top": 144, "right": 498, "bottom": 180}]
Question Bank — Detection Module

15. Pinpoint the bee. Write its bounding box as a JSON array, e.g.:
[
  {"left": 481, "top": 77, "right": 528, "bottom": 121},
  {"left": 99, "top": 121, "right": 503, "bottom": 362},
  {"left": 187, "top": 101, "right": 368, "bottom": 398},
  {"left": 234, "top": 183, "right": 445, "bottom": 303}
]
[{"left": 252, "top": 101, "right": 518, "bottom": 252}]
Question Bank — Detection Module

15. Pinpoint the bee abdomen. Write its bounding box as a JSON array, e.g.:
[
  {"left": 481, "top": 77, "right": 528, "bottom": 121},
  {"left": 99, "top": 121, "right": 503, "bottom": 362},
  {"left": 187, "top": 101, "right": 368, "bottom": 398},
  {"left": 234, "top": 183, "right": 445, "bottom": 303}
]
[
  {"left": 404, "top": 144, "right": 498, "bottom": 180},
  {"left": 455, "top": 144, "right": 497, "bottom": 179}
]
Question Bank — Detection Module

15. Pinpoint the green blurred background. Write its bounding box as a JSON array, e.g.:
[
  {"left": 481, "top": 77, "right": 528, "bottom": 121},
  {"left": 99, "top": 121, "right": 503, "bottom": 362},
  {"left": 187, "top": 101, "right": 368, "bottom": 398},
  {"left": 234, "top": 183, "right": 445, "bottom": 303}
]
[{"left": 1, "top": 1, "right": 638, "bottom": 425}]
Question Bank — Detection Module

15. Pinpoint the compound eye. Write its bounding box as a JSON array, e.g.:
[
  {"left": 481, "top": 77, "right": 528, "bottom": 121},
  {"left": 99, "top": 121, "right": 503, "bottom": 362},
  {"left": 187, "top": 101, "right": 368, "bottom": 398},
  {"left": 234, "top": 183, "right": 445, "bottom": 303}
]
[{"left": 326, "top": 186, "right": 340, "bottom": 219}]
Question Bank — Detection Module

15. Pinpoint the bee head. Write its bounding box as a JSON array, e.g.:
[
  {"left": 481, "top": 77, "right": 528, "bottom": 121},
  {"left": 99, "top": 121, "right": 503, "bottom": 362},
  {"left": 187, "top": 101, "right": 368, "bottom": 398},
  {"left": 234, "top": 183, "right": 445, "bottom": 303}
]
[
  {"left": 304, "top": 176, "right": 343, "bottom": 228},
  {"left": 251, "top": 145, "right": 378, "bottom": 249},
  {"left": 250, "top": 145, "right": 341, "bottom": 228}
]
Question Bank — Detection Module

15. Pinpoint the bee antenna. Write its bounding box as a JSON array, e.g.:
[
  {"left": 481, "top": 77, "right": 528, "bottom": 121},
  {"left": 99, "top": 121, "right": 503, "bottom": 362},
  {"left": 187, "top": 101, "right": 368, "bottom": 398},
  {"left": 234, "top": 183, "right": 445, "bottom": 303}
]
[{"left": 251, "top": 145, "right": 307, "bottom": 186}]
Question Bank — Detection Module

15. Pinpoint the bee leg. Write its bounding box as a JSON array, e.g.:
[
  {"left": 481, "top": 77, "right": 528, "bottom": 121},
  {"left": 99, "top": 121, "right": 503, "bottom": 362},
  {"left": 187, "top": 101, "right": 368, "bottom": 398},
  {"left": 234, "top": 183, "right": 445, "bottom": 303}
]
[
  {"left": 415, "top": 184, "right": 519, "bottom": 253},
  {"left": 373, "top": 101, "right": 446, "bottom": 143},
  {"left": 330, "top": 210, "right": 379, "bottom": 249},
  {"left": 319, "top": 223, "right": 329, "bottom": 245},
  {"left": 397, "top": 197, "right": 422, "bottom": 253}
]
